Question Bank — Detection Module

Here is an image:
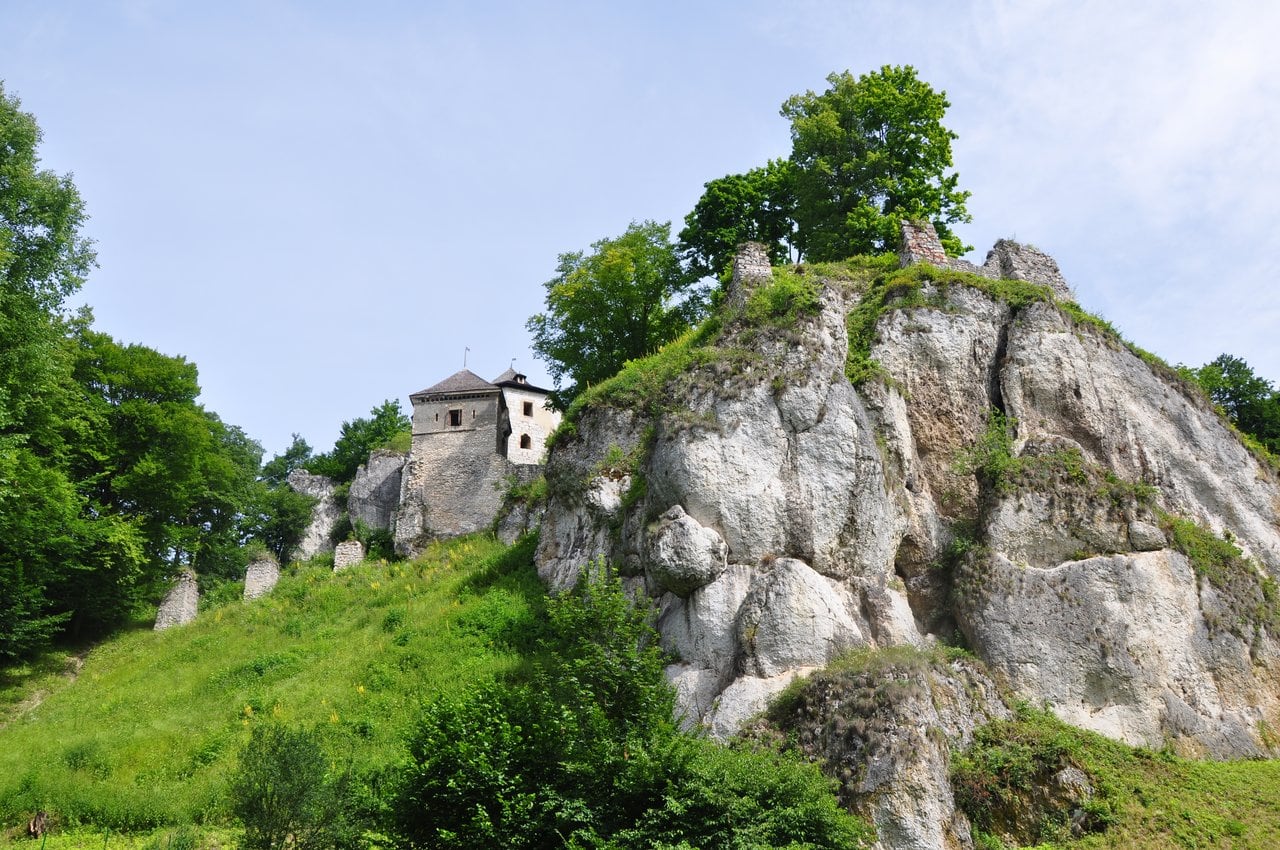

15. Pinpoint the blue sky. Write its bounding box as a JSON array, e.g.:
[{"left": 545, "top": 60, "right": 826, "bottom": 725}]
[{"left": 7, "top": 0, "right": 1278, "bottom": 457}]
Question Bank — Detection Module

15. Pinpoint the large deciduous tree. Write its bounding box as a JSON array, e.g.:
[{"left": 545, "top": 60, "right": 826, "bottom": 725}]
[
  {"left": 677, "top": 158, "right": 799, "bottom": 280},
  {"left": 1190, "top": 354, "right": 1280, "bottom": 454},
  {"left": 527, "top": 220, "right": 706, "bottom": 407},
  {"left": 781, "top": 65, "right": 971, "bottom": 261},
  {"left": 305, "top": 400, "right": 409, "bottom": 484}
]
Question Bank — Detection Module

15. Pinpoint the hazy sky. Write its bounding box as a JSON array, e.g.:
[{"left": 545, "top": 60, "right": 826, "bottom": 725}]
[{"left": 7, "top": 0, "right": 1278, "bottom": 457}]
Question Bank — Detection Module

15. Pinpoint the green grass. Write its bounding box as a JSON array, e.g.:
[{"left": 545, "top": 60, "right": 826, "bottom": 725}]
[
  {"left": 0, "top": 534, "right": 544, "bottom": 834},
  {"left": 954, "top": 704, "right": 1280, "bottom": 849}
]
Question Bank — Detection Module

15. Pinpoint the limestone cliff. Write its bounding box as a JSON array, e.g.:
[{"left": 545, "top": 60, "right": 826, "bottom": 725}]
[{"left": 534, "top": 238, "right": 1280, "bottom": 848}]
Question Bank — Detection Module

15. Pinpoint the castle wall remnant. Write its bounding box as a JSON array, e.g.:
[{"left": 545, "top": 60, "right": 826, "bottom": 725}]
[
  {"left": 334, "top": 539, "right": 365, "bottom": 570},
  {"left": 154, "top": 570, "right": 199, "bottom": 630},
  {"left": 897, "top": 219, "right": 1074, "bottom": 301},
  {"left": 243, "top": 555, "right": 280, "bottom": 600},
  {"left": 726, "top": 242, "right": 773, "bottom": 313}
]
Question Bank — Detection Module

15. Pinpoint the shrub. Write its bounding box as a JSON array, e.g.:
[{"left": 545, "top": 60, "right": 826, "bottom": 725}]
[{"left": 231, "top": 723, "right": 360, "bottom": 850}]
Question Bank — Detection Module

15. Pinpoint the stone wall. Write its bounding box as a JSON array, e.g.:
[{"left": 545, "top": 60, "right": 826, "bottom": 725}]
[
  {"left": 334, "top": 540, "right": 365, "bottom": 570},
  {"left": 348, "top": 449, "right": 406, "bottom": 531},
  {"left": 395, "top": 426, "right": 519, "bottom": 557},
  {"left": 725, "top": 241, "right": 772, "bottom": 313},
  {"left": 287, "top": 469, "right": 342, "bottom": 560},
  {"left": 154, "top": 570, "right": 199, "bottom": 630},
  {"left": 898, "top": 219, "right": 950, "bottom": 266},
  {"left": 411, "top": 391, "right": 501, "bottom": 441},
  {"left": 243, "top": 556, "right": 280, "bottom": 600},
  {"left": 898, "top": 219, "right": 1074, "bottom": 301}
]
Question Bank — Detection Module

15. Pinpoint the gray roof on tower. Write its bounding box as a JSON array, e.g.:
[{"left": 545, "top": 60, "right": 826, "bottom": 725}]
[
  {"left": 491, "top": 367, "right": 521, "bottom": 384},
  {"left": 411, "top": 368, "right": 498, "bottom": 399}
]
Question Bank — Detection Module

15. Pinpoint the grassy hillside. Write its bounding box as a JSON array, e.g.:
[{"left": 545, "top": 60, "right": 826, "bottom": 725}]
[{"left": 0, "top": 535, "right": 543, "bottom": 836}]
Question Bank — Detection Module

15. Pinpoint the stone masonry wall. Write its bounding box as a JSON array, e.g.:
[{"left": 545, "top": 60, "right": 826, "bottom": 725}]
[
  {"left": 898, "top": 219, "right": 1074, "bottom": 301},
  {"left": 154, "top": 570, "right": 199, "bottom": 630},
  {"left": 243, "top": 556, "right": 280, "bottom": 600},
  {"left": 394, "top": 428, "right": 517, "bottom": 557}
]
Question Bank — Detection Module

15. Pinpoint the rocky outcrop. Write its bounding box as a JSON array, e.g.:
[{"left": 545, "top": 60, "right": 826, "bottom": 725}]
[
  {"left": 348, "top": 450, "right": 405, "bottom": 531},
  {"left": 747, "top": 650, "right": 1010, "bottom": 850},
  {"left": 535, "top": 234, "right": 1280, "bottom": 845},
  {"left": 287, "top": 469, "right": 342, "bottom": 560},
  {"left": 154, "top": 570, "right": 199, "bottom": 630},
  {"left": 243, "top": 555, "right": 280, "bottom": 601}
]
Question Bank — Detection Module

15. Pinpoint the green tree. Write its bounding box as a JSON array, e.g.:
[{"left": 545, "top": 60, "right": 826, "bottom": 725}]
[
  {"left": 677, "top": 158, "right": 800, "bottom": 279},
  {"left": 0, "top": 83, "right": 101, "bottom": 657},
  {"left": 527, "top": 221, "right": 706, "bottom": 407},
  {"left": 232, "top": 723, "right": 359, "bottom": 850},
  {"left": 1190, "top": 354, "right": 1280, "bottom": 453},
  {"left": 782, "top": 65, "right": 971, "bottom": 261},
  {"left": 307, "top": 400, "right": 409, "bottom": 483},
  {"left": 261, "top": 433, "right": 313, "bottom": 487},
  {"left": 391, "top": 565, "right": 867, "bottom": 848}
]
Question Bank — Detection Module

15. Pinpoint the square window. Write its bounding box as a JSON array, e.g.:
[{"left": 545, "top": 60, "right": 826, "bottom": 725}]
[
  {"left": 448, "top": 409, "right": 462, "bottom": 427},
  {"left": 523, "top": 401, "right": 533, "bottom": 417}
]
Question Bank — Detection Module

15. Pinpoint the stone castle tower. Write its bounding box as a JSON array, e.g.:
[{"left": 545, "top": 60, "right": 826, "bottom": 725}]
[{"left": 392, "top": 367, "right": 560, "bottom": 555}]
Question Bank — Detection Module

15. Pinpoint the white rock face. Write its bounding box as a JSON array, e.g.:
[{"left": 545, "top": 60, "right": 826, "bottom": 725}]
[
  {"left": 287, "top": 469, "right": 342, "bottom": 560},
  {"left": 535, "top": 250, "right": 1280, "bottom": 846},
  {"left": 348, "top": 450, "right": 405, "bottom": 531},
  {"left": 243, "top": 556, "right": 280, "bottom": 600},
  {"left": 154, "top": 571, "right": 199, "bottom": 630},
  {"left": 645, "top": 505, "right": 727, "bottom": 596}
]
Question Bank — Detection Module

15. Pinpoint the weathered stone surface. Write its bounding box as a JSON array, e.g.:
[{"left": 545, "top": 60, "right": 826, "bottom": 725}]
[
  {"left": 535, "top": 231, "right": 1280, "bottom": 841},
  {"left": 1129, "top": 520, "right": 1166, "bottom": 551},
  {"left": 287, "top": 469, "right": 341, "bottom": 560},
  {"left": 154, "top": 570, "right": 199, "bottom": 630},
  {"left": 984, "top": 238, "right": 1073, "bottom": 300},
  {"left": 749, "top": 653, "right": 1010, "bottom": 850},
  {"left": 645, "top": 505, "right": 727, "bottom": 596},
  {"left": 959, "top": 550, "right": 1276, "bottom": 756},
  {"left": 348, "top": 449, "right": 405, "bottom": 531},
  {"left": 333, "top": 540, "right": 365, "bottom": 570},
  {"left": 737, "top": 558, "right": 864, "bottom": 678},
  {"left": 243, "top": 556, "right": 280, "bottom": 600}
]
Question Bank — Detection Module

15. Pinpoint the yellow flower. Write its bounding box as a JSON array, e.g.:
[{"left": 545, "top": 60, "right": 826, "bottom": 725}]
[
  {"left": 329, "top": 711, "right": 339, "bottom": 723},
  {"left": 243, "top": 704, "right": 253, "bottom": 717},
  {"left": 370, "top": 581, "right": 381, "bottom": 591},
  {"left": 357, "top": 684, "right": 366, "bottom": 695}
]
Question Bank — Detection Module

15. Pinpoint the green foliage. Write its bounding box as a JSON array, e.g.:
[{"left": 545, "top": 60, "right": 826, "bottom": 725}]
[
  {"left": 549, "top": 317, "right": 724, "bottom": 445},
  {"left": 391, "top": 565, "right": 868, "bottom": 849},
  {"left": 527, "top": 220, "right": 709, "bottom": 409},
  {"left": 952, "top": 704, "right": 1116, "bottom": 846},
  {"left": 1162, "top": 514, "right": 1280, "bottom": 641},
  {"left": 782, "top": 66, "right": 971, "bottom": 260},
  {"left": 743, "top": 266, "right": 822, "bottom": 326},
  {"left": 231, "top": 723, "right": 359, "bottom": 850},
  {"left": 307, "top": 400, "right": 410, "bottom": 484},
  {"left": 677, "top": 158, "right": 800, "bottom": 279},
  {"left": 1185, "top": 354, "right": 1280, "bottom": 456},
  {"left": 259, "top": 434, "right": 313, "bottom": 488},
  {"left": 953, "top": 704, "right": 1280, "bottom": 849},
  {"left": 0, "top": 535, "right": 535, "bottom": 829},
  {"left": 244, "top": 482, "right": 316, "bottom": 564}
]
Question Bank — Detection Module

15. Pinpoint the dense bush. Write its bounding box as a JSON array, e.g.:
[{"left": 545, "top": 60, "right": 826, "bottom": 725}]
[
  {"left": 391, "top": 565, "right": 869, "bottom": 849},
  {"left": 231, "top": 723, "right": 361, "bottom": 850}
]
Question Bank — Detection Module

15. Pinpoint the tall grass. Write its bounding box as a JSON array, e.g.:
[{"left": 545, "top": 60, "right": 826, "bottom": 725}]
[{"left": 0, "top": 535, "right": 543, "bottom": 831}]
